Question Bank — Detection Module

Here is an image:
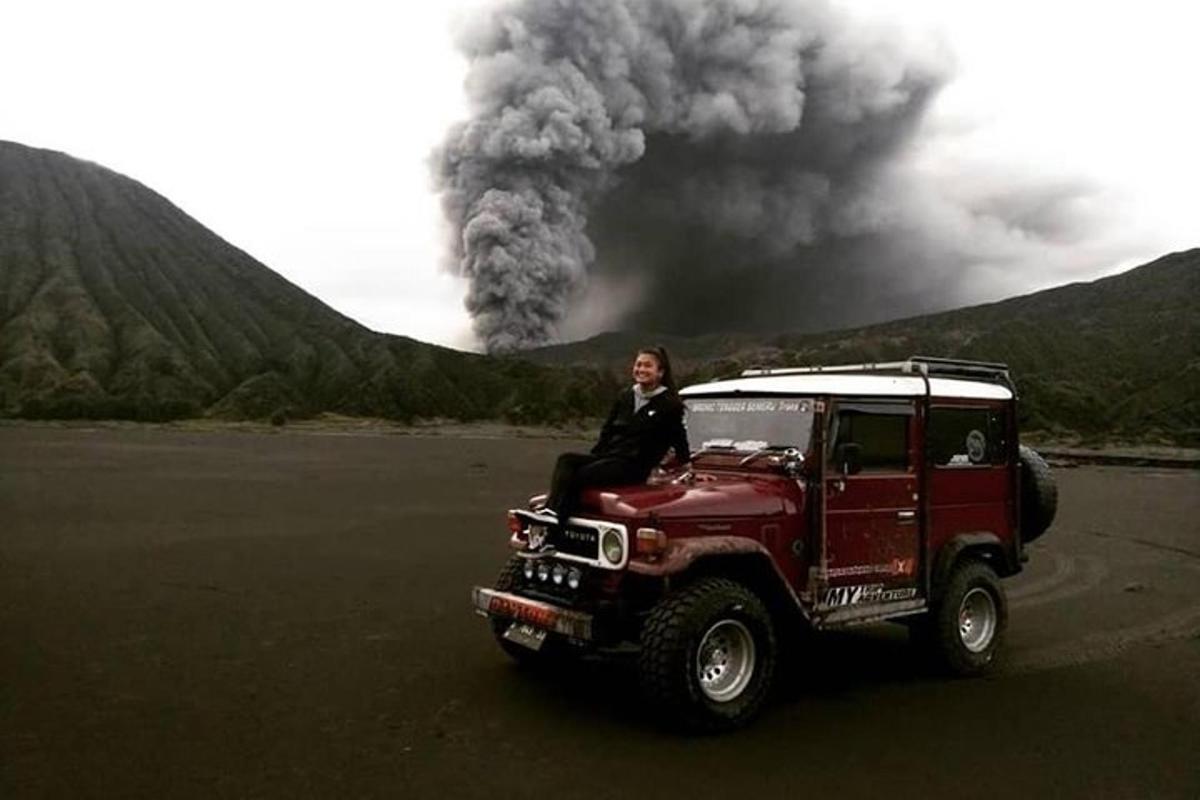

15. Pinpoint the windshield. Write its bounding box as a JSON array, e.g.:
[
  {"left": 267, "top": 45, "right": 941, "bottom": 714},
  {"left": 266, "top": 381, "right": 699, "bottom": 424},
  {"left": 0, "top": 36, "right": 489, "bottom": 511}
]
[{"left": 685, "top": 396, "right": 815, "bottom": 454}]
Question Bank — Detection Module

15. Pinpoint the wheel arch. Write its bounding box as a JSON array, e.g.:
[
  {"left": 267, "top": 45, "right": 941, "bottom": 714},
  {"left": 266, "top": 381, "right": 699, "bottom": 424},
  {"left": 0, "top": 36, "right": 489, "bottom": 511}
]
[
  {"left": 678, "top": 555, "right": 806, "bottom": 631},
  {"left": 629, "top": 536, "right": 806, "bottom": 625},
  {"left": 932, "top": 532, "right": 1017, "bottom": 596}
]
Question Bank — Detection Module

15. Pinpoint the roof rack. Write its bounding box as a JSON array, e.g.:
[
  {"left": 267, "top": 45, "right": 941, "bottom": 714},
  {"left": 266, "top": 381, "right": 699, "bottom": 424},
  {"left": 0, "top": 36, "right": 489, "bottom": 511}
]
[{"left": 740, "top": 356, "right": 1014, "bottom": 391}]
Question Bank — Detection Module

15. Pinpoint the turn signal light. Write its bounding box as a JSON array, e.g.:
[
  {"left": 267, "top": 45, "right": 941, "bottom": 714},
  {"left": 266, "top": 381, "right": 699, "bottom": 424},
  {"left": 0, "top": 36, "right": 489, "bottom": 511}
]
[
  {"left": 507, "top": 511, "right": 527, "bottom": 551},
  {"left": 635, "top": 527, "right": 667, "bottom": 556}
]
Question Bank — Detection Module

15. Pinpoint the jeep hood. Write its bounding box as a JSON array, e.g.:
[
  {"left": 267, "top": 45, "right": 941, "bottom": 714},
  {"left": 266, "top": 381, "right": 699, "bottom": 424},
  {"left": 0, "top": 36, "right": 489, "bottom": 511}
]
[{"left": 580, "top": 472, "right": 791, "bottom": 519}]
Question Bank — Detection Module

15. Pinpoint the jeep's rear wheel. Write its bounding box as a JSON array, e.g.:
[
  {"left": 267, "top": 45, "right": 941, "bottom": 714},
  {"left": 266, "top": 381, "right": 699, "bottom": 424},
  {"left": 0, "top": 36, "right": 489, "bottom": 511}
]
[
  {"left": 490, "top": 556, "right": 566, "bottom": 668},
  {"left": 639, "top": 577, "right": 776, "bottom": 732},
  {"left": 918, "top": 560, "right": 1007, "bottom": 676}
]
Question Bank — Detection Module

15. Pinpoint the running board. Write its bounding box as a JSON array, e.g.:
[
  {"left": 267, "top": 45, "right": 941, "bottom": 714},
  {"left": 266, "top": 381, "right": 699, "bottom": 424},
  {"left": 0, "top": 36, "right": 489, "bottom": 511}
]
[{"left": 815, "top": 599, "right": 927, "bottom": 628}]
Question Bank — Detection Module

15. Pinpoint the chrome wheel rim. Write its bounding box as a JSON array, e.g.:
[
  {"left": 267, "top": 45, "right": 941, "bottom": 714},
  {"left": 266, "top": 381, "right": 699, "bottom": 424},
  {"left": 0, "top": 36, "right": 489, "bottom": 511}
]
[
  {"left": 696, "top": 619, "right": 756, "bottom": 702},
  {"left": 958, "top": 587, "right": 997, "bottom": 653}
]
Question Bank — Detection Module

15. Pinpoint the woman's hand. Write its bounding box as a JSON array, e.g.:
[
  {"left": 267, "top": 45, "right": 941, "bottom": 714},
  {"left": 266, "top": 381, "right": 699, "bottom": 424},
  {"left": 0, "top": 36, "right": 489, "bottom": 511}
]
[{"left": 661, "top": 448, "right": 690, "bottom": 468}]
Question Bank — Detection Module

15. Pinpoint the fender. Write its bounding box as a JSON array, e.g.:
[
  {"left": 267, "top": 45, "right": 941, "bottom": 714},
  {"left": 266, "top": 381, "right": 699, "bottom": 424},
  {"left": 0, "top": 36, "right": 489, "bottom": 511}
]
[
  {"left": 628, "top": 535, "right": 808, "bottom": 617},
  {"left": 931, "top": 531, "right": 1016, "bottom": 594},
  {"left": 628, "top": 535, "right": 771, "bottom": 576}
]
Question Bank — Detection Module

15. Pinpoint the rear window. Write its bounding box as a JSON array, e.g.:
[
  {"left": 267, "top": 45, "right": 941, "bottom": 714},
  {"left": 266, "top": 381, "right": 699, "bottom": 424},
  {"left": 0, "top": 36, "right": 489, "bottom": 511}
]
[{"left": 928, "top": 406, "right": 1008, "bottom": 466}]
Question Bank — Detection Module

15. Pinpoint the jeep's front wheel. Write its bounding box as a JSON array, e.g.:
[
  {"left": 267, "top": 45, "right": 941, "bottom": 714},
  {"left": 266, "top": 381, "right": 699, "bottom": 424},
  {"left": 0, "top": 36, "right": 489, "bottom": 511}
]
[
  {"left": 639, "top": 577, "right": 776, "bottom": 731},
  {"left": 919, "top": 560, "right": 1007, "bottom": 676}
]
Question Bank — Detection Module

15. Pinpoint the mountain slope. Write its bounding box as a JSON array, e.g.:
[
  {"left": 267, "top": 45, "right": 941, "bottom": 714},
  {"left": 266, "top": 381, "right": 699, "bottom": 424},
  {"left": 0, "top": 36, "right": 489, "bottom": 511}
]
[
  {"left": 531, "top": 250, "right": 1200, "bottom": 445},
  {"left": 3, "top": 141, "right": 1194, "bottom": 443},
  {"left": 0, "top": 141, "right": 615, "bottom": 422}
]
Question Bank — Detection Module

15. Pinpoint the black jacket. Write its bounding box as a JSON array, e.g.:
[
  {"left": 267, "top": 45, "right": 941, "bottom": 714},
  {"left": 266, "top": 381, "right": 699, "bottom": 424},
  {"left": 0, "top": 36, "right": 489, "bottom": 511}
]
[{"left": 592, "top": 388, "right": 691, "bottom": 472}]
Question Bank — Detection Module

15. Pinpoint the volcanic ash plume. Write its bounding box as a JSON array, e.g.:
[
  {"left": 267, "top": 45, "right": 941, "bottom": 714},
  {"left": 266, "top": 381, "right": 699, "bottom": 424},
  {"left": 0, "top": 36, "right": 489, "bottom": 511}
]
[{"left": 434, "top": 0, "right": 1107, "bottom": 350}]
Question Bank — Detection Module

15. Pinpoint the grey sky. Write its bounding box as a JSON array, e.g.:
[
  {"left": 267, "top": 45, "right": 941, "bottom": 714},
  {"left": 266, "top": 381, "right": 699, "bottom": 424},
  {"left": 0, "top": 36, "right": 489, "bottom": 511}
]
[{"left": 3, "top": 0, "right": 1196, "bottom": 350}]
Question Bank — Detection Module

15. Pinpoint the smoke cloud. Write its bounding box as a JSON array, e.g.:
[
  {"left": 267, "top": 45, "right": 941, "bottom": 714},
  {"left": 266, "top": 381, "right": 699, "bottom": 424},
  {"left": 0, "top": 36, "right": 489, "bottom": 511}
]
[{"left": 434, "top": 0, "right": 1122, "bottom": 351}]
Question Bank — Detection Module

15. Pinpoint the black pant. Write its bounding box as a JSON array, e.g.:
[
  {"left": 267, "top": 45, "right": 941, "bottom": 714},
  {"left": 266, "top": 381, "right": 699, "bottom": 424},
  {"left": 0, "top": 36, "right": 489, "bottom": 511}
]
[{"left": 546, "top": 452, "right": 647, "bottom": 521}]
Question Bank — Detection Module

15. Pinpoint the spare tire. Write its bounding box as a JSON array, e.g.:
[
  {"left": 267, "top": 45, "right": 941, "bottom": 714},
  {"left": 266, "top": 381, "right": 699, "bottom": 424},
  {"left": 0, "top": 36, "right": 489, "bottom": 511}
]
[{"left": 1018, "top": 445, "right": 1057, "bottom": 543}]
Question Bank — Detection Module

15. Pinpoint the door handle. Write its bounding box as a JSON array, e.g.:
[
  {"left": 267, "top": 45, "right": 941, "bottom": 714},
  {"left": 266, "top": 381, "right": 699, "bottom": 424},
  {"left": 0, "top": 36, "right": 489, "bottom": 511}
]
[{"left": 896, "top": 510, "right": 916, "bottom": 523}]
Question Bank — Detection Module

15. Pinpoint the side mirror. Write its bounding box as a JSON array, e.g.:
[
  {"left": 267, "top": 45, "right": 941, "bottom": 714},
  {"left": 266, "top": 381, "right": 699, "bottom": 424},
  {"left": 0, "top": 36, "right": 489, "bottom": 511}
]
[{"left": 834, "top": 442, "right": 862, "bottom": 476}]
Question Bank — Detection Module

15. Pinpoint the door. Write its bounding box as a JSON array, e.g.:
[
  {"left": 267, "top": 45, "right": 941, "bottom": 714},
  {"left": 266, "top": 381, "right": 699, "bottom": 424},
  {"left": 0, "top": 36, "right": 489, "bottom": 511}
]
[
  {"left": 822, "top": 401, "right": 920, "bottom": 605},
  {"left": 926, "top": 402, "right": 1014, "bottom": 555}
]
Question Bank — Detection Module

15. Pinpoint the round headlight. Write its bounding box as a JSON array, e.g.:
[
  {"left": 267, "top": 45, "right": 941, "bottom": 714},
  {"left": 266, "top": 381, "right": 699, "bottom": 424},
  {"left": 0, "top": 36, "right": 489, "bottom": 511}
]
[
  {"left": 522, "top": 559, "right": 535, "bottom": 580},
  {"left": 551, "top": 563, "right": 566, "bottom": 585},
  {"left": 601, "top": 529, "right": 624, "bottom": 564},
  {"left": 536, "top": 561, "right": 551, "bottom": 581},
  {"left": 567, "top": 567, "right": 582, "bottom": 590}
]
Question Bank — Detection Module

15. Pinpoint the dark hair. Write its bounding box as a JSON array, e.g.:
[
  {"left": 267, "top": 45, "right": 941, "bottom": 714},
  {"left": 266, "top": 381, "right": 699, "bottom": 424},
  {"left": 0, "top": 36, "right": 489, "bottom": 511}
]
[{"left": 637, "top": 345, "right": 677, "bottom": 392}]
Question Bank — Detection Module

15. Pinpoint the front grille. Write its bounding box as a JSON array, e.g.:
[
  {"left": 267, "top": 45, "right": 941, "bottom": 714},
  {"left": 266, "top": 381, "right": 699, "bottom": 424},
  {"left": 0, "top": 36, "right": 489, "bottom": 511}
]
[
  {"left": 550, "top": 525, "right": 599, "bottom": 558},
  {"left": 513, "top": 509, "right": 625, "bottom": 569}
]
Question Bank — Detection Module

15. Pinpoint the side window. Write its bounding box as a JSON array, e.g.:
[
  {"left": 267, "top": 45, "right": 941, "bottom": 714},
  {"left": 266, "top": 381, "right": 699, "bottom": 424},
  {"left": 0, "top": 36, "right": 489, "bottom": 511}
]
[
  {"left": 832, "top": 408, "right": 910, "bottom": 472},
  {"left": 928, "top": 407, "right": 1008, "bottom": 467}
]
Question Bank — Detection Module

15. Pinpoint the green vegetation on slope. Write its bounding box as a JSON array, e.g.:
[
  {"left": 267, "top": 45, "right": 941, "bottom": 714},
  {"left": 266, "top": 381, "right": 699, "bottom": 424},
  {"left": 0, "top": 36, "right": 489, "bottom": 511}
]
[
  {"left": 530, "top": 250, "right": 1200, "bottom": 446},
  {"left": 0, "top": 141, "right": 618, "bottom": 423}
]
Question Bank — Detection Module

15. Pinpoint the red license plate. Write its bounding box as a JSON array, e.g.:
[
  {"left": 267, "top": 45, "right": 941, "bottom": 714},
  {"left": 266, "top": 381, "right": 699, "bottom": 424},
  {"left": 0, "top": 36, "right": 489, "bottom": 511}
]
[{"left": 488, "top": 594, "right": 560, "bottom": 630}]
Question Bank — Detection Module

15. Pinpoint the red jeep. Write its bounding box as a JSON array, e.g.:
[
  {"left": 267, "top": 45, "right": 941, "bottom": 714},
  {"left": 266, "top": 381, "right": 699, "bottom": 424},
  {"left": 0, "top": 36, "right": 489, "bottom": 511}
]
[{"left": 472, "top": 357, "right": 1057, "bottom": 730}]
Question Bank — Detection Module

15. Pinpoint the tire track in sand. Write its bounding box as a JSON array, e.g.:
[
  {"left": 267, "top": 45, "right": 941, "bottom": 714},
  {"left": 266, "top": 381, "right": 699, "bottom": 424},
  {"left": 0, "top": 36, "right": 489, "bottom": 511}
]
[
  {"left": 1007, "top": 598, "right": 1200, "bottom": 674},
  {"left": 1009, "top": 554, "right": 1108, "bottom": 610},
  {"left": 1005, "top": 550, "right": 1200, "bottom": 674},
  {"left": 1006, "top": 548, "right": 1074, "bottom": 601}
]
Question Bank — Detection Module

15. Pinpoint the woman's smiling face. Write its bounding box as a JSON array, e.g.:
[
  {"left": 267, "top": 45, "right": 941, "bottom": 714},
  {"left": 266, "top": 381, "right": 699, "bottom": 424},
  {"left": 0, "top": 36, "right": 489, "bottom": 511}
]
[{"left": 632, "top": 352, "right": 663, "bottom": 389}]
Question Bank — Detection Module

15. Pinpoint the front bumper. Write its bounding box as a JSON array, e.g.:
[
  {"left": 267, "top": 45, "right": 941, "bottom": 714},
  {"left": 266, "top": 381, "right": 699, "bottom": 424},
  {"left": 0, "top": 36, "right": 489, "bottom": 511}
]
[{"left": 472, "top": 586, "right": 595, "bottom": 641}]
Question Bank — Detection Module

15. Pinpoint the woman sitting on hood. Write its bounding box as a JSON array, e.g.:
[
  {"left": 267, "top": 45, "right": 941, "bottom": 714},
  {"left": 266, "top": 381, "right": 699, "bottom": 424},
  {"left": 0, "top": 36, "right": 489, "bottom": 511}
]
[{"left": 542, "top": 345, "right": 691, "bottom": 521}]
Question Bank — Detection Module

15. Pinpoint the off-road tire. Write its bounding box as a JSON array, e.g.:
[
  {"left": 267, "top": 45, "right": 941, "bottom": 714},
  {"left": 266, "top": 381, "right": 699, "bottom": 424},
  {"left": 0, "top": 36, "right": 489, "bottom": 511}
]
[
  {"left": 490, "top": 556, "right": 566, "bottom": 668},
  {"left": 639, "top": 577, "right": 776, "bottom": 732},
  {"left": 1019, "top": 445, "right": 1057, "bottom": 543},
  {"left": 918, "top": 560, "right": 1007, "bottom": 676}
]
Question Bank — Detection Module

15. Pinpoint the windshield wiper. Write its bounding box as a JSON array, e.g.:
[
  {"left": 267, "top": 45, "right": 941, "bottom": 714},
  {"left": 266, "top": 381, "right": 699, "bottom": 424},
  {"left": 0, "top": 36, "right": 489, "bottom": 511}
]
[
  {"left": 738, "top": 445, "right": 803, "bottom": 467},
  {"left": 692, "top": 443, "right": 736, "bottom": 457}
]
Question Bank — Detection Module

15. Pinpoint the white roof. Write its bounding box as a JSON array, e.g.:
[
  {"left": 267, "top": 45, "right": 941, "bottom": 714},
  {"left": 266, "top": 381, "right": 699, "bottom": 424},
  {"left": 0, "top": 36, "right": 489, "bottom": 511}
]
[{"left": 680, "top": 373, "right": 1013, "bottom": 401}]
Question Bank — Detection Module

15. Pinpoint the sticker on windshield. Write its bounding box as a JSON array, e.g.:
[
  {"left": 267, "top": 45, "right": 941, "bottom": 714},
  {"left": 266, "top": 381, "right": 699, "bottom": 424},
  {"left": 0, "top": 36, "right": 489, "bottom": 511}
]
[{"left": 689, "top": 399, "right": 810, "bottom": 414}]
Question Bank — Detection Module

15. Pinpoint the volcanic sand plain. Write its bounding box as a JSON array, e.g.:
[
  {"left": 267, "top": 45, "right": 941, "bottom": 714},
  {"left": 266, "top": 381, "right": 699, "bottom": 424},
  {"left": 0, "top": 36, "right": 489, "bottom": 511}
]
[{"left": 2, "top": 427, "right": 1198, "bottom": 799}]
